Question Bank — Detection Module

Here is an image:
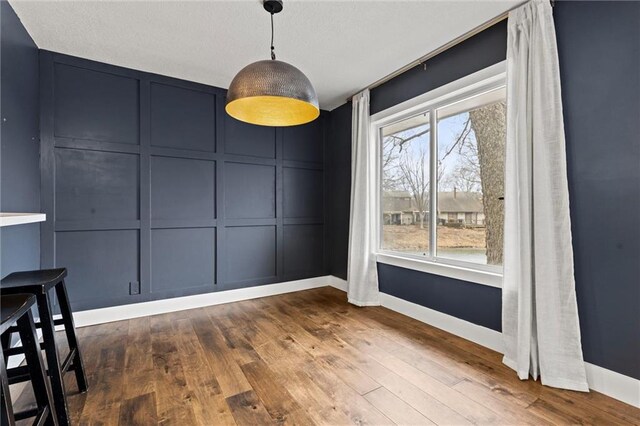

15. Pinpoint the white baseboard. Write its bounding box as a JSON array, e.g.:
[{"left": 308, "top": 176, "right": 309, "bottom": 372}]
[
  {"left": 328, "top": 275, "right": 348, "bottom": 292},
  {"left": 328, "top": 276, "right": 639, "bottom": 408},
  {"left": 72, "top": 276, "right": 332, "bottom": 327},
  {"left": 584, "top": 362, "right": 640, "bottom": 408}
]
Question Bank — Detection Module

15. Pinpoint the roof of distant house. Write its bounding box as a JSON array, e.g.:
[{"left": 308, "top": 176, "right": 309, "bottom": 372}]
[
  {"left": 382, "top": 190, "right": 483, "bottom": 213},
  {"left": 382, "top": 191, "right": 413, "bottom": 212},
  {"left": 438, "top": 191, "right": 484, "bottom": 213},
  {"left": 383, "top": 190, "right": 412, "bottom": 198}
]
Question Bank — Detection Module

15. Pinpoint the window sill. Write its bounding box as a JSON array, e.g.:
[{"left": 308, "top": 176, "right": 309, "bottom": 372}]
[{"left": 376, "top": 252, "right": 502, "bottom": 288}]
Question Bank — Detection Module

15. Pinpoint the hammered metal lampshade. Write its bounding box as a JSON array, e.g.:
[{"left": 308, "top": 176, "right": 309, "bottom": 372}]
[{"left": 226, "top": 60, "right": 319, "bottom": 127}]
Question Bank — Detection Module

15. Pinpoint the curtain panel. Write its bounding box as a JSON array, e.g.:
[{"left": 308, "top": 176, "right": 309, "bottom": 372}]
[
  {"left": 347, "top": 89, "right": 380, "bottom": 306},
  {"left": 502, "top": 0, "right": 588, "bottom": 391}
]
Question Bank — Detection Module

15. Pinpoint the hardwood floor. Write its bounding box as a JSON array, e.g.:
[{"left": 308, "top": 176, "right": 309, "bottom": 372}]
[{"left": 14, "top": 287, "right": 640, "bottom": 425}]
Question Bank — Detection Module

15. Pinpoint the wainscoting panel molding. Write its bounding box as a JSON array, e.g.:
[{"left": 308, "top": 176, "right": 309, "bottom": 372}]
[{"left": 39, "top": 51, "right": 326, "bottom": 312}]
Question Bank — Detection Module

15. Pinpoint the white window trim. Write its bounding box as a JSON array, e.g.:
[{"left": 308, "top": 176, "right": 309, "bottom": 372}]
[
  {"left": 371, "top": 61, "right": 506, "bottom": 289},
  {"left": 377, "top": 252, "right": 502, "bottom": 288}
]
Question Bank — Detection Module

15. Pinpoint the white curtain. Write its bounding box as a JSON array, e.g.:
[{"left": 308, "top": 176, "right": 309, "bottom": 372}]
[
  {"left": 502, "top": 0, "right": 588, "bottom": 391},
  {"left": 347, "top": 89, "right": 380, "bottom": 306}
]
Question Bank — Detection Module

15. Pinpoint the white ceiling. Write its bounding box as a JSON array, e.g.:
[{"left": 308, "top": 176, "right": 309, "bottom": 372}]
[{"left": 10, "top": 0, "right": 518, "bottom": 111}]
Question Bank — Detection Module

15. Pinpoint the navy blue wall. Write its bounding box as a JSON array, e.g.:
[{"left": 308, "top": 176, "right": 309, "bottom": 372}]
[
  {"left": 0, "top": 0, "right": 41, "bottom": 278},
  {"left": 370, "top": 20, "right": 508, "bottom": 115},
  {"left": 378, "top": 264, "right": 502, "bottom": 330},
  {"left": 326, "top": 1, "right": 640, "bottom": 380},
  {"left": 555, "top": 1, "right": 640, "bottom": 380},
  {"left": 39, "top": 52, "right": 327, "bottom": 311},
  {"left": 325, "top": 101, "right": 352, "bottom": 280}
]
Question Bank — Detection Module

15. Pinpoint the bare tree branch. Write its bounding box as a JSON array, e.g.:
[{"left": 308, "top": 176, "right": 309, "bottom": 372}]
[
  {"left": 440, "top": 118, "right": 471, "bottom": 162},
  {"left": 397, "top": 145, "right": 430, "bottom": 228}
]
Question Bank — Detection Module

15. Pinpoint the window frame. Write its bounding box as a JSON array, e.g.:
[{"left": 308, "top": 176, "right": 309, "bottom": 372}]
[{"left": 371, "top": 61, "right": 506, "bottom": 288}]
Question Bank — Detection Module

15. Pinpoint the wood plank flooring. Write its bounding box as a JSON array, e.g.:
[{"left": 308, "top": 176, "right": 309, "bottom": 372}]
[{"left": 13, "top": 287, "right": 640, "bottom": 425}]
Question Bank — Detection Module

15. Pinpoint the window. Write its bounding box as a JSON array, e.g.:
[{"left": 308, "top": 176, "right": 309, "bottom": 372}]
[
  {"left": 376, "top": 67, "right": 506, "bottom": 282},
  {"left": 436, "top": 89, "right": 506, "bottom": 267},
  {"left": 381, "top": 115, "right": 431, "bottom": 256}
]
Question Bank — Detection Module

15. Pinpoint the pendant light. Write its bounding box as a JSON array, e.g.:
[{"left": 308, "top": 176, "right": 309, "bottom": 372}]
[{"left": 225, "top": 0, "right": 319, "bottom": 127}]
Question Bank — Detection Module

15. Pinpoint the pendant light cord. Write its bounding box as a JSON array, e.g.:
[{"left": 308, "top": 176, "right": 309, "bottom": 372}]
[{"left": 270, "top": 12, "right": 276, "bottom": 60}]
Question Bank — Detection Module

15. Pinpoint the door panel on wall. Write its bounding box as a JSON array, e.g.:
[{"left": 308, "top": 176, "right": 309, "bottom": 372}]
[
  {"left": 224, "top": 162, "right": 276, "bottom": 219},
  {"left": 150, "top": 156, "right": 216, "bottom": 221},
  {"left": 54, "top": 63, "right": 139, "bottom": 144},
  {"left": 56, "top": 230, "right": 139, "bottom": 310},
  {"left": 151, "top": 228, "right": 215, "bottom": 293},
  {"left": 150, "top": 82, "right": 216, "bottom": 152},
  {"left": 55, "top": 149, "right": 139, "bottom": 221}
]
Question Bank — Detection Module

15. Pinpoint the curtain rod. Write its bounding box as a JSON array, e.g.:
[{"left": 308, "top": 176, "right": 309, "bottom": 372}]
[{"left": 345, "top": 0, "right": 537, "bottom": 103}]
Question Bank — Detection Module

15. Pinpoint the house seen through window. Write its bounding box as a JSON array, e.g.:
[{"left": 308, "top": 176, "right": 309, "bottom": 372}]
[{"left": 380, "top": 86, "right": 506, "bottom": 269}]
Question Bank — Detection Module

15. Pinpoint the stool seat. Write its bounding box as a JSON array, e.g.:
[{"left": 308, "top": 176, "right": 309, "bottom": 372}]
[
  {"left": 1, "top": 268, "right": 67, "bottom": 294},
  {"left": 0, "top": 294, "right": 36, "bottom": 335}
]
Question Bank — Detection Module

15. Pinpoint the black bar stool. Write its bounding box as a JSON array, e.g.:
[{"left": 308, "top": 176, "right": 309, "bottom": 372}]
[
  {"left": 1, "top": 268, "right": 87, "bottom": 426},
  {"left": 1, "top": 294, "right": 57, "bottom": 425}
]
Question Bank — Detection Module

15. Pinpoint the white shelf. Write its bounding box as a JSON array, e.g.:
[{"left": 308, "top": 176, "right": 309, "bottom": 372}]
[{"left": 0, "top": 212, "right": 46, "bottom": 227}]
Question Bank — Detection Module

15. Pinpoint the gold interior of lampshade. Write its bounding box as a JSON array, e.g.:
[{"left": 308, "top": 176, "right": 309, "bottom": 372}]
[{"left": 226, "top": 95, "right": 320, "bottom": 127}]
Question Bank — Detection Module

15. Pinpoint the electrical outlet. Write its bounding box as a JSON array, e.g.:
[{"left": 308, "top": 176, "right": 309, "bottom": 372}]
[{"left": 129, "top": 281, "right": 140, "bottom": 295}]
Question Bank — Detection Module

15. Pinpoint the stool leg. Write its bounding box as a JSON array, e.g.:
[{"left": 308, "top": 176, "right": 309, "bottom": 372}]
[
  {"left": 17, "top": 310, "right": 57, "bottom": 426},
  {"left": 55, "top": 280, "right": 88, "bottom": 392},
  {"left": 37, "top": 292, "right": 70, "bottom": 426},
  {"left": 0, "top": 332, "right": 9, "bottom": 348},
  {"left": 1, "top": 332, "right": 11, "bottom": 364},
  {"left": 0, "top": 353, "right": 16, "bottom": 426}
]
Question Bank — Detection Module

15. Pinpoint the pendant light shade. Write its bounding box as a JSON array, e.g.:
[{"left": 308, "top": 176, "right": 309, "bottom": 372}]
[
  {"left": 225, "top": 0, "right": 319, "bottom": 127},
  {"left": 226, "top": 59, "right": 319, "bottom": 127}
]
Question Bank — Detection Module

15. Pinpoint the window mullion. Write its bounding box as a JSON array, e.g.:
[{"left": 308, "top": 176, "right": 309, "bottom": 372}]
[{"left": 429, "top": 109, "right": 438, "bottom": 259}]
